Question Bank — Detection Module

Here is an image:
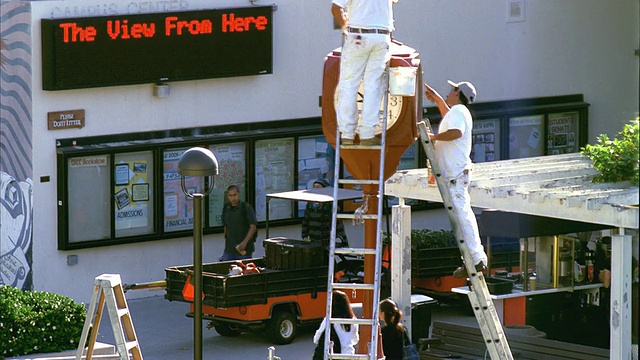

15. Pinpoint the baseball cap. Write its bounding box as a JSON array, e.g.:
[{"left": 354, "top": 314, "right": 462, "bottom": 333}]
[
  {"left": 313, "top": 178, "right": 330, "bottom": 188},
  {"left": 447, "top": 80, "right": 477, "bottom": 103}
]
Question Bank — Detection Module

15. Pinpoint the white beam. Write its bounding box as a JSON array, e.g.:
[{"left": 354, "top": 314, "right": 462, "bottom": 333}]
[
  {"left": 391, "top": 202, "right": 412, "bottom": 335},
  {"left": 610, "top": 234, "right": 632, "bottom": 360}
]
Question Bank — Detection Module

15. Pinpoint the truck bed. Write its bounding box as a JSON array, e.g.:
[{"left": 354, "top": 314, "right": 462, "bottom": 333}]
[{"left": 165, "top": 258, "right": 328, "bottom": 308}]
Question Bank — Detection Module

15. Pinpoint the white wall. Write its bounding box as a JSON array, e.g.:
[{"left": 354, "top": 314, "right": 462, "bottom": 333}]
[{"left": 28, "top": 0, "right": 638, "bottom": 303}]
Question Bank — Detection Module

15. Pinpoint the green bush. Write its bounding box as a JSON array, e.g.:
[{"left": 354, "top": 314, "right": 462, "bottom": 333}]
[
  {"left": 383, "top": 228, "right": 456, "bottom": 249},
  {"left": 0, "top": 286, "right": 86, "bottom": 358},
  {"left": 581, "top": 118, "right": 639, "bottom": 186}
]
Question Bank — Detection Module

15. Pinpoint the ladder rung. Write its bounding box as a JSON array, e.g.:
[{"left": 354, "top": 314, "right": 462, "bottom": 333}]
[
  {"left": 332, "top": 283, "right": 375, "bottom": 291},
  {"left": 340, "top": 144, "right": 382, "bottom": 149},
  {"left": 338, "top": 179, "right": 380, "bottom": 185},
  {"left": 334, "top": 248, "right": 377, "bottom": 256},
  {"left": 337, "top": 214, "right": 378, "bottom": 220},
  {"left": 330, "top": 317, "right": 374, "bottom": 326},
  {"left": 329, "top": 354, "right": 371, "bottom": 359},
  {"left": 116, "top": 308, "right": 129, "bottom": 318},
  {"left": 124, "top": 340, "right": 140, "bottom": 351}
]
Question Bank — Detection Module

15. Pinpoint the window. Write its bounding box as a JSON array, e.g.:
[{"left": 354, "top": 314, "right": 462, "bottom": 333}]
[
  {"left": 114, "top": 151, "right": 154, "bottom": 237},
  {"left": 255, "top": 138, "right": 295, "bottom": 222},
  {"left": 67, "top": 155, "right": 111, "bottom": 243},
  {"left": 208, "top": 142, "right": 247, "bottom": 227},
  {"left": 163, "top": 148, "right": 204, "bottom": 232},
  {"left": 472, "top": 119, "right": 501, "bottom": 163},
  {"left": 546, "top": 112, "right": 579, "bottom": 155},
  {"left": 297, "top": 135, "right": 334, "bottom": 216},
  {"left": 56, "top": 117, "right": 430, "bottom": 250},
  {"left": 509, "top": 115, "right": 544, "bottom": 159}
]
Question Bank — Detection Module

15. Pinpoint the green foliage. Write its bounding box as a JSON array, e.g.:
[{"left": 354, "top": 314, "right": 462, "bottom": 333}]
[
  {"left": 581, "top": 119, "right": 639, "bottom": 186},
  {"left": 410, "top": 229, "right": 456, "bottom": 249},
  {"left": 383, "top": 228, "right": 456, "bottom": 249},
  {"left": 0, "top": 286, "right": 86, "bottom": 358}
]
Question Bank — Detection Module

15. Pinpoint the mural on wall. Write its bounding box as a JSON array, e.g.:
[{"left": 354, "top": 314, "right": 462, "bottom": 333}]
[{"left": 0, "top": 2, "right": 34, "bottom": 290}]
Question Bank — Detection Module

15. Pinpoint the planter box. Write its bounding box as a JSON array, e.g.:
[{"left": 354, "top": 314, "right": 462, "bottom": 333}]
[{"left": 411, "top": 246, "right": 461, "bottom": 278}]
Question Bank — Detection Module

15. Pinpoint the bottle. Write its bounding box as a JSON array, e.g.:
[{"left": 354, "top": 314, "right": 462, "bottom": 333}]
[
  {"left": 426, "top": 160, "right": 437, "bottom": 187},
  {"left": 585, "top": 251, "right": 594, "bottom": 283}
]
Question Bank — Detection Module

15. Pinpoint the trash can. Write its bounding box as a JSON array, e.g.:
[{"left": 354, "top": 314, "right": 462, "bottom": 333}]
[{"left": 411, "top": 294, "right": 438, "bottom": 344}]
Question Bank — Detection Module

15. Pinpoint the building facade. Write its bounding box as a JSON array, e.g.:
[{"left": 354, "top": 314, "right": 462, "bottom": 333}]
[{"left": 0, "top": 0, "right": 638, "bottom": 303}]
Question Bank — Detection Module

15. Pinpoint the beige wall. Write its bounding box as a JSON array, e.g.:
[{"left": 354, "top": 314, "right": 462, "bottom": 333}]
[{"left": 25, "top": 0, "right": 639, "bottom": 303}]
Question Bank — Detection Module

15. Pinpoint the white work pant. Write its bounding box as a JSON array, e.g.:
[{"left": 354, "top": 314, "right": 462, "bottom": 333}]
[
  {"left": 447, "top": 172, "right": 487, "bottom": 266},
  {"left": 336, "top": 32, "right": 391, "bottom": 140}
]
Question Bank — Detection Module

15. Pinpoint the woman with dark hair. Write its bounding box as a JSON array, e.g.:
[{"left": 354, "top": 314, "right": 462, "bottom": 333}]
[
  {"left": 379, "top": 298, "right": 409, "bottom": 360},
  {"left": 313, "top": 290, "right": 359, "bottom": 359}
]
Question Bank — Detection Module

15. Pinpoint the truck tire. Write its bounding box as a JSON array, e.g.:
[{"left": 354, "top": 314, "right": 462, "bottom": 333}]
[
  {"left": 213, "top": 322, "right": 242, "bottom": 337},
  {"left": 266, "top": 311, "right": 297, "bottom": 345}
]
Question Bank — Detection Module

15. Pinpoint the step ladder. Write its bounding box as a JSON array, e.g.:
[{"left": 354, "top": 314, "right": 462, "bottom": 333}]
[
  {"left": 76, "top": 274, "right": 143, "bottom": 360},
  {"left": 322, "top": 86, "right": 390, "bottom": 360},
  {"left": 417, "top": 120, "right": 513, "bottom": 360}
]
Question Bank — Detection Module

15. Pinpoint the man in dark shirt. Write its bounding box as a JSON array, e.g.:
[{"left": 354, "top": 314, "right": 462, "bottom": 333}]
[{"left": 220, "top": 185, "right": 257, "bottom": 261}]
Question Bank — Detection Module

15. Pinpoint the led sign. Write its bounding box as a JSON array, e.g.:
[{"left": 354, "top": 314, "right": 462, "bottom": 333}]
[{"left": 41, "top": 6, "right": 273, "bottom": 90}]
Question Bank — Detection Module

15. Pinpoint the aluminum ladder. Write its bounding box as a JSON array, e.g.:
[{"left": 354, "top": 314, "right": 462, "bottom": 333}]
[
  {"left": 322, "top": 89, "right": 390, "bottom": 360},
  {"left": 417, "top": 120, "right": 513, "bottom": 359},
  {"left": 76, "top": 274, "right": 143, "bottom": 360}
]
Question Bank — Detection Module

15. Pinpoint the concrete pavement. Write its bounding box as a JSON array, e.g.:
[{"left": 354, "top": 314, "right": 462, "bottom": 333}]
[{"left": 9, "top": 293, "right": 469, "bottom": 360}]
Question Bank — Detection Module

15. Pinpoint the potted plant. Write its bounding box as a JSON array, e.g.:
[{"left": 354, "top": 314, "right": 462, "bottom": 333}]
[{"left": 409, "top": 229, "right": 459, "bottom": 278}]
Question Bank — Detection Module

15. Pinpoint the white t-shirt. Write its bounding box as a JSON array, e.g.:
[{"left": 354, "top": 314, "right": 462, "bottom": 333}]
[
  {"left": 332, "top": 0, "right": 394, "bottom": 31},
  {"left": 435, "top": 104, "right": 473, "bottom": 179}
]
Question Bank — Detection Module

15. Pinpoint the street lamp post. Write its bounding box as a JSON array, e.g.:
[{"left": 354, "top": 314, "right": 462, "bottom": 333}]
[{"left": 178, "top": 147, "right": 218, "bottom": 360}]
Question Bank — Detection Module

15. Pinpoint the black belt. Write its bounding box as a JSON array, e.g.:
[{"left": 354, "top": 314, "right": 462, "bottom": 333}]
[{"left": 347, "top": 27, "right": 390, "bottom": 35}]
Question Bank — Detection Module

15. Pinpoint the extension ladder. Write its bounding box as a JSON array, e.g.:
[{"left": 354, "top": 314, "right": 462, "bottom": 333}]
[
  {"left": 76, "top": 274, "right": 143, "bottom": 360},
  {"left": 417, "top": 120, "right": 513, "bottom": 359},
  {"left": 322, "top": 87, "right": 390, "bottom": 360}
]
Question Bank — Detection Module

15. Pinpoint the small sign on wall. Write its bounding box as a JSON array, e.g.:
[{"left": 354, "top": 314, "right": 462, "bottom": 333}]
[{"left": 48, "top": 109, "right": 85, "bottom": 130}]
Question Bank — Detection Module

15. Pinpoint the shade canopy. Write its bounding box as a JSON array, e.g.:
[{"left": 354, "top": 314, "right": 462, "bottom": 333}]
[{"left": 178, "top": 147, "right": 219, "bottom": 177}]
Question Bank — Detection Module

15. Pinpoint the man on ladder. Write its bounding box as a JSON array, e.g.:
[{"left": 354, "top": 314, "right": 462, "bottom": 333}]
[
  {"left": 331, "top": 0, "right": 398, "bottom": 146},
  {"left": 323, "top": 1, "right": 400, "bottom": 359},
  {"left": 421, "top": 81, "right": 513, "bottom": 359},
  {"left": 424, "top": 80, "right": 489, "bottom": 278}
]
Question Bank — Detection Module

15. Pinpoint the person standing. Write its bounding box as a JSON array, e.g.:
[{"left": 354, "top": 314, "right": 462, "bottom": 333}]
[
  {"left": 423, "top": 80, "right": 488, "bottom": 278},
  {"left": 313, "top": 290, "right": 359, "bottom": 359},
  {"left": 379, "top": 298, "right": 408, "bottom": 360},
  {"left": 219, "top": 185, "right": 257, "bottom": 261},
  {"left": 302, "top": 178, "right": 348, "bottom": 247},
  {"left": 331, "top": 0, "right": 398, "bottom": 146}
]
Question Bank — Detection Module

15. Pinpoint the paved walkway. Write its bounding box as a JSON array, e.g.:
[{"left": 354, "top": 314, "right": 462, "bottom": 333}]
[{"left": 10, "top": 294, "right": 472, "bottom": 360}]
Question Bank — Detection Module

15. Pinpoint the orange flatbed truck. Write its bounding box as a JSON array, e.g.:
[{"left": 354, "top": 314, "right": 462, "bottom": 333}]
[{"left": 162, "top": 187, "right": 365, "bottom": 344}]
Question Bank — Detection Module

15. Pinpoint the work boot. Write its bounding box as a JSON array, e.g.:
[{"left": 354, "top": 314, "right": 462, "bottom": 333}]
[
  {"left": 359, "top": 137, "right": 381, "bottom": 146},
  {"left": 452, "top": 261, "right": 486, "bottom": 278},
  {"left": 340, "top": 138, "right": 354, "bottom": 145}
]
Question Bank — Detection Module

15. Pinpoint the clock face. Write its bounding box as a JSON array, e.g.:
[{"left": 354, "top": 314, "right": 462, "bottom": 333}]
[{"left": 333, "top": 81, "right": 404, "bottom": 137}]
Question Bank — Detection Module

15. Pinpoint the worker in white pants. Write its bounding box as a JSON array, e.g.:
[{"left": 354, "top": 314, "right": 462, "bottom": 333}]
[
  {"left": 331, "top": 0, "right": 397, "bottom": 146},
  {"left": 424, "top": 80, "right": 488, "bottom": 278}
]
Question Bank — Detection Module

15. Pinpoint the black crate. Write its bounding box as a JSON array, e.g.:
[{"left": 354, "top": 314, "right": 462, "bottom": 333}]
[
  {"left": 263, "top": 238, "right": 326, "bottom": 270},
  {"left": 411, "top": 247, "right": 461, "bottom": 278},
  {"left": 165, "top": 258, "right": 328, "bottom": 308},
  {"left": 485, "top": 276, "right": 515, "bottom": 295}
]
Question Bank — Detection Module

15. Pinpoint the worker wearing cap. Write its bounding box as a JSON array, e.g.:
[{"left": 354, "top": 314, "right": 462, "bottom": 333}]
[
  {"left": 331, "top": 0, "right": 398, "bottom": 146},
  {"left": 302, "top": 179, "right": 348, "bottom": 248},
  {"left": 424, "top": 80, "right": 488, "bottom": 278}
]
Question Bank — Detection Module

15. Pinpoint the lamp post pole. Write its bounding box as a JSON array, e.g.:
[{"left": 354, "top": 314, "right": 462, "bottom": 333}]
[
  {"left": 178, "top": 147, "right": 218, "bottom": 360},
  {"left": 193, "top": 192, "right": 204, "bottom": 360}
]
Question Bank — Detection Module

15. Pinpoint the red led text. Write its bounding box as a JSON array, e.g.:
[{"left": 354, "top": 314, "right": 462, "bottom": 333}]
[
  {"left": 107, "top": 20, "right": 156, "bottom": 39},
  {"left": 58, "top": 12, "right": 269, "bottom": 43},
  {"left": 221, "top": 13, "right": 268, "bottom": 32},
  {"left": 165, "top": 16, "right": 213, "bottom": 35},
  {"left": 59, "top": 23, "right": 97, "bottom": 42}
]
